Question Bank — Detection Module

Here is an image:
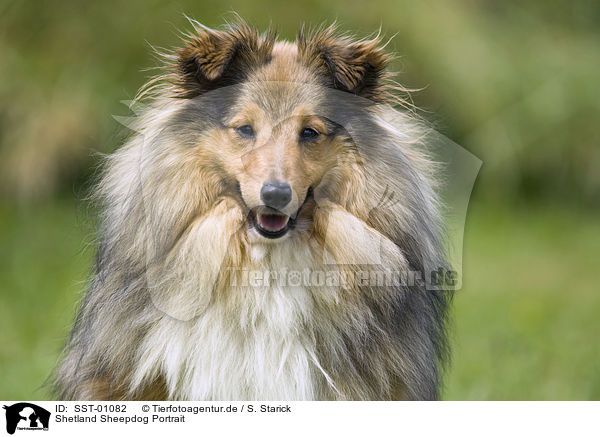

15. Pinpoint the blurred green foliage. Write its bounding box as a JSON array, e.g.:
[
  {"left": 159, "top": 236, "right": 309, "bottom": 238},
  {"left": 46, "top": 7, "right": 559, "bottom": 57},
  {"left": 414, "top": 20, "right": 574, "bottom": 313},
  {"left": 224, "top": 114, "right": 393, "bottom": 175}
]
[{"left": 0, "top": 0, "right": 598, "bottom": 400}]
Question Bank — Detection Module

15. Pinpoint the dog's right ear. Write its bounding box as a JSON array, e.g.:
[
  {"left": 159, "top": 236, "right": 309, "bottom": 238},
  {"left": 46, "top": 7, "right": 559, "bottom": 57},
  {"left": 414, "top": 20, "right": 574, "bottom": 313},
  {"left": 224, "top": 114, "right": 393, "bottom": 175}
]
[
  {"left": 297, "top": 25, "right": 391, "bottom": 102},
  {"left": 174, "top": 21, "right": 275, "bottom": 98}
]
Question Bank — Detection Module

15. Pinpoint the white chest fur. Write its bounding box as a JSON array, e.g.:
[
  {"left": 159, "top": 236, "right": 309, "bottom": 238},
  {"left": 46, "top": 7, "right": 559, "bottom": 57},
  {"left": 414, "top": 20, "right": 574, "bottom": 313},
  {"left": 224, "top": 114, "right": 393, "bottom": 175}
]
[{"left": 131, "top": 241, "right": 337, "bottom": 400}]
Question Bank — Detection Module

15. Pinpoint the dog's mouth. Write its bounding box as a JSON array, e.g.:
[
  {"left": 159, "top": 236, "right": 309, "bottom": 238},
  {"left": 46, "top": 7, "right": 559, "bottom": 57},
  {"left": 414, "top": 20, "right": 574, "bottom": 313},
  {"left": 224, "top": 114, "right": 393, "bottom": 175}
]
[
  {"left": 247, "top": 187, "right": 313, "bottom": 239},
  {"left": 251, "top": 207, "right": 292, "bottom": 239}
]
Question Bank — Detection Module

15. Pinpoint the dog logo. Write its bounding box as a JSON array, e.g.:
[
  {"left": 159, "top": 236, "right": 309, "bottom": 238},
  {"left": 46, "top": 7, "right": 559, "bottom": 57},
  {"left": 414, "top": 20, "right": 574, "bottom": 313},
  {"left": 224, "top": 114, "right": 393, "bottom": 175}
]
[{"left": 3, "top": 403, "right": 50, "bottom": 434}]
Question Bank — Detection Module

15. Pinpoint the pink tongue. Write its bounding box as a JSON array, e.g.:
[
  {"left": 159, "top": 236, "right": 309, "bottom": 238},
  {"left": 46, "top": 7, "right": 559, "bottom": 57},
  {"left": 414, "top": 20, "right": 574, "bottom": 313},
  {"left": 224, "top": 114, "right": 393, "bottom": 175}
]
[{"left": 259, "top": 214, "right": 288, "bottom": 231}]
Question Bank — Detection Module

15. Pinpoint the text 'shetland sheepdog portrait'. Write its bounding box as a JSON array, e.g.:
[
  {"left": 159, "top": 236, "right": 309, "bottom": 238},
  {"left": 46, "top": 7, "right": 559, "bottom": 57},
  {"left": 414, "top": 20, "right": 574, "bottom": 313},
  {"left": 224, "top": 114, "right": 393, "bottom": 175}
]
[{"left": 54, "top": 18, "right": 452, "bottom": 401}]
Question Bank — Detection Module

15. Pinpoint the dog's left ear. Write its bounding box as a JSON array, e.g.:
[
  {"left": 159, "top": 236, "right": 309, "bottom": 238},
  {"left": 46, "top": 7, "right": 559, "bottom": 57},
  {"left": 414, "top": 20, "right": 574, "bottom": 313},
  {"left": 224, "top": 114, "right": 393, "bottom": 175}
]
[
  {"left": 298, "top": 26, "right": 390, "bottom": 101},
  {"left": 173, "top": 20, "right": 275, "bottom": 98}
]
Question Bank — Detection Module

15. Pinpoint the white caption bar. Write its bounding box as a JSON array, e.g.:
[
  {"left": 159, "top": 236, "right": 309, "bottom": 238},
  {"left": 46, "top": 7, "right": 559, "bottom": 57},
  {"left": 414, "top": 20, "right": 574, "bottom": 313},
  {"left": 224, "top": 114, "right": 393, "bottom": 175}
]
[{"left": 1, "top": 401, "right": 598, "bottom": 436}]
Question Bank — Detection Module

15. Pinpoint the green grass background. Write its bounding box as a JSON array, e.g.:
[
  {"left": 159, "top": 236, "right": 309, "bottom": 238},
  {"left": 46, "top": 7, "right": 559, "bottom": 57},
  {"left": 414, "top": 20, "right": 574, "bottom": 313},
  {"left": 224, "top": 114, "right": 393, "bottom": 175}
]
[{"left": 1, "top": 0, "right": 599, "bottom": 400}]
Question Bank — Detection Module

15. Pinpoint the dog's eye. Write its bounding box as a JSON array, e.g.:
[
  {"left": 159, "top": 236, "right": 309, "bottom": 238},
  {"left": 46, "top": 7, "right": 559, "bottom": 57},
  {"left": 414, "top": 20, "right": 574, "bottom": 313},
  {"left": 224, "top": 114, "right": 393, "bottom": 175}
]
[
  {"left": 235, "top": 125, "right": 255, "bottom": 139},
  {"left": 299, "top": 127, "right": 320, "bottom": 142}
]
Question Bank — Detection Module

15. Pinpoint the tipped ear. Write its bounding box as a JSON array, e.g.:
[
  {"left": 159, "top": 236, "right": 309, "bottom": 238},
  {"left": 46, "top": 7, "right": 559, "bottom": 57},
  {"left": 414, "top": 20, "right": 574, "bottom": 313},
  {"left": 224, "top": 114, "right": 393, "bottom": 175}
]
[
  {"left": 174, "top": 21, "right": 275, "bottom": 97},
  {"left": 298, "top": 26, "right": 390, "bottom": 101}
]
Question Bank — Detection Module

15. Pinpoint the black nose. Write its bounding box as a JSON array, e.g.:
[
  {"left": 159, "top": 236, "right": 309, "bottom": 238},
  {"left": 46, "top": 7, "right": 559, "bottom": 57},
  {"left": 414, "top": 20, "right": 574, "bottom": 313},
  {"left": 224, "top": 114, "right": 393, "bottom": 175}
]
[{"left": 260, "top": 181, "right": 292, "bottom": 210}]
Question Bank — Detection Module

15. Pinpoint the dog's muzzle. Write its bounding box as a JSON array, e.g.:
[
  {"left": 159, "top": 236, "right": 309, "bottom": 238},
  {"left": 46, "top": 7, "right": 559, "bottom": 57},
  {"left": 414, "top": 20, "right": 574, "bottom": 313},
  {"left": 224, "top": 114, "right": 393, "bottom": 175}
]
[{"left": 248, "top": 187, "right": 313, "bottom": 239}]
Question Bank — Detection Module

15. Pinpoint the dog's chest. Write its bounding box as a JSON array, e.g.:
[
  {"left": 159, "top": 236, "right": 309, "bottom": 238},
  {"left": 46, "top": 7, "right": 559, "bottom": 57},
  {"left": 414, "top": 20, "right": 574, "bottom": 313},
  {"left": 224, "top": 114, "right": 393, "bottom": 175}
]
[{"left": 134, "top": 243, "right": 332, "bottom": 400}]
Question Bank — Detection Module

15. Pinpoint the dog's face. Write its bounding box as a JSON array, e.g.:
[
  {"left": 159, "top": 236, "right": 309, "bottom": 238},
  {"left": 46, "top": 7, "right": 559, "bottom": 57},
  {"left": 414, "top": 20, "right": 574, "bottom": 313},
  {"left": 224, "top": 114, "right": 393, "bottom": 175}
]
[
  {"left": 218, "top": 80, "right": 353, "bottom": 241},
  {"left": 172, "top": 22, "right": 389, "bottom": 242},
  {"left": 225, "top": 100, "right": 335, "bottom": 240}
]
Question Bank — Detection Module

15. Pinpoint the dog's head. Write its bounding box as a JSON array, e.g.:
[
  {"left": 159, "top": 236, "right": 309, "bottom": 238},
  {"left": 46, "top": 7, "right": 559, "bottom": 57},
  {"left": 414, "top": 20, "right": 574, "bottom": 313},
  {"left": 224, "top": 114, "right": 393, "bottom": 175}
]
[{"left": 169, "top": 20, "right": 391, "bottom": 242}]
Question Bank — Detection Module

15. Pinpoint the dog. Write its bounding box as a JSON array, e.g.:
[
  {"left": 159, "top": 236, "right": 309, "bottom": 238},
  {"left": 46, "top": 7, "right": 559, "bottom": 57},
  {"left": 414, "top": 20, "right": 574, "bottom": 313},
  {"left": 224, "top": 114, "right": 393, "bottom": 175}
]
[{"left": 54, "top": 18, "right": 450, "bottom": 401}]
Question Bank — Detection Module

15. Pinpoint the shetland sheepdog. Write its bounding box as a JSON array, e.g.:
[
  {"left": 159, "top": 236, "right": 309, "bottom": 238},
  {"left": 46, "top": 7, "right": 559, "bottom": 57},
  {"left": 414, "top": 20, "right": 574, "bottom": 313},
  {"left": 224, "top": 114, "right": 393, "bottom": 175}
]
[{"left": 54, "top": 18, "right": 450, "bottom": 401}]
